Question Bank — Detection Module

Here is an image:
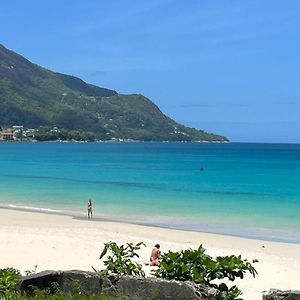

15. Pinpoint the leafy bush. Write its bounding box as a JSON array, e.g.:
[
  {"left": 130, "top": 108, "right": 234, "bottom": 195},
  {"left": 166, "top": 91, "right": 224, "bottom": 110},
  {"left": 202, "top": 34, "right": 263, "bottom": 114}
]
[
  {"left": 0, "top": 267, "right": 21, "bottom": 298},
  {"left": 98, "top": 241, "right": 145, "bottom": 277},
  {"left": 152, "top": 245, "right": 257, "bottom": 300}
]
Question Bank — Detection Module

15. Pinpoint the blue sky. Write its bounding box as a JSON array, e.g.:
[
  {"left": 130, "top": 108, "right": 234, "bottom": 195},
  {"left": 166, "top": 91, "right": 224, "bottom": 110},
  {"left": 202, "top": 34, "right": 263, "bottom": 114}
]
[{"left": 1, "top": 0, "right": 299, "bottom": 142}]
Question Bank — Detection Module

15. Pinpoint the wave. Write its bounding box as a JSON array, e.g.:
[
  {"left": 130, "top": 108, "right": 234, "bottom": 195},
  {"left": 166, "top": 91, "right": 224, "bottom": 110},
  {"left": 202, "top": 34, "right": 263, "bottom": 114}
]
[
  {"left": 192, "top": 189, "right": 266, "bottom": 196},
  {"left": 5, "top": 204, "right": 62, "bottom": 213},
  {"left": 3, "top": 173, "right": 267, "bottom": 197},
  {"left": 3, "top": 174, "right": 158, "bottom": 189}
]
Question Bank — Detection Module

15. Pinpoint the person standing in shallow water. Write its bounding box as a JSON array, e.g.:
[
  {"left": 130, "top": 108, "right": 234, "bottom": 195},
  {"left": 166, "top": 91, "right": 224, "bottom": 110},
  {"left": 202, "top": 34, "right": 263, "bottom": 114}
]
[{"left": 87, "top": 199, "right": 92, "bottom": 219}]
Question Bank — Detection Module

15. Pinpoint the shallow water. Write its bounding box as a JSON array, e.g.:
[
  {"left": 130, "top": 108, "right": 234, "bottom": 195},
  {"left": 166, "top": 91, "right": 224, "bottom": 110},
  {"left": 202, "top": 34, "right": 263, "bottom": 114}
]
[{"left": 1, "top": 142, "right": 300, "bottom": 243}]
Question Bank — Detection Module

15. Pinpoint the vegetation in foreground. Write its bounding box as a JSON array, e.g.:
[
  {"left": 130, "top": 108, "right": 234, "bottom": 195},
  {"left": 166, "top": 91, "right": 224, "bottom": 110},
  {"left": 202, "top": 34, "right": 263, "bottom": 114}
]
[
  {"left": 99, "top": 242, "right": 257, "bottom": 300},
  {"left": 0, "top": 242, "right": 256, "bottom": 300},
  {"left": 96, "top": 241, "right": 146, "bottom": 277},
  {"left": 152, "top": 245, "right": 257, "bottom": 300}
]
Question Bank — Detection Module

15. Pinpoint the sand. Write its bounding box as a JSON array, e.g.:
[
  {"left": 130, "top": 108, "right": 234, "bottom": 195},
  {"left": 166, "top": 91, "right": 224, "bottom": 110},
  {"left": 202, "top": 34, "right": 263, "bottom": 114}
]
[{"left": 0, "top": 208, "right": 299, "bottom": 299}]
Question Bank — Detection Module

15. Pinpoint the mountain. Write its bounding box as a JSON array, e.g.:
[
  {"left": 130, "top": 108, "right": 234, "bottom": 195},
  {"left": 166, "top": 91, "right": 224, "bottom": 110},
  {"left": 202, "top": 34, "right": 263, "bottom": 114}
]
[{"left": 0, "top": 44, "right": 228, "bottom": 142}]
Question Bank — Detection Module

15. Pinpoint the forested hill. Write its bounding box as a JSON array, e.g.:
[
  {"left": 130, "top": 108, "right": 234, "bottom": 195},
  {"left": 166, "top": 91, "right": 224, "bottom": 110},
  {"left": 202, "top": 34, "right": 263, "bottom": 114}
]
[{"left": 0, "top": 44, "right": 228, "bottom": 142}]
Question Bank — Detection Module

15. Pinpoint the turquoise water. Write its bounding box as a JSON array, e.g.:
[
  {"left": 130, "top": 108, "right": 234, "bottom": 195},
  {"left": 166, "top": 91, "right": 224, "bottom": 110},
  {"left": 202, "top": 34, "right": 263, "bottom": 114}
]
[{"left": 0, "top": 142, "right": 300, "bottom": 243}]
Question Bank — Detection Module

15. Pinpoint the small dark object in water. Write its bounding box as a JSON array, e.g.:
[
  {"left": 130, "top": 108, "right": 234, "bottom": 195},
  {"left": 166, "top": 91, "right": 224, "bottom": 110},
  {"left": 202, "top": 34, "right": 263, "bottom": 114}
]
[
  {"left": 200, "top": 167, "right": 204, "bottom": 171},
  {"left": 262, "top": 245, "right": 265, "bottom": 248}
]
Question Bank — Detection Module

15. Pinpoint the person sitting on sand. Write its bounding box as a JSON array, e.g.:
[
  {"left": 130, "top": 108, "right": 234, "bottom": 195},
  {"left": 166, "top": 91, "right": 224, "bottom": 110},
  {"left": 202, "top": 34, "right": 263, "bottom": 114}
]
[
  {"left": 87, "top": 199, "right": 92, "bottom": 219},
  {"left": 150, "top": 244, "right": 160, "bottom": 266}
]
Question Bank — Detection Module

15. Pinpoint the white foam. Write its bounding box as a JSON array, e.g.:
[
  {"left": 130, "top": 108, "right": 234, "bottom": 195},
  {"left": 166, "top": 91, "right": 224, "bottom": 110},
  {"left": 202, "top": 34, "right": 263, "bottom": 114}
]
[{"left": 7, "top": 204, "right": 62, "bottom": 213}]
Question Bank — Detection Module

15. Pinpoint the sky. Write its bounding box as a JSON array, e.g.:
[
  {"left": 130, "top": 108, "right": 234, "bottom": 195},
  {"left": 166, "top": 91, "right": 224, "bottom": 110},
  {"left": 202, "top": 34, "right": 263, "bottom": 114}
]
[{"left": 1, "top": 0, "right": 300, "bottom": 142}]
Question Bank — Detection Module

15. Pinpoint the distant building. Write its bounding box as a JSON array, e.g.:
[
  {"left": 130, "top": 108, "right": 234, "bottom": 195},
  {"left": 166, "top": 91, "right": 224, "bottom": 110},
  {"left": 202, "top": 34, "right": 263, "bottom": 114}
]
[
  {"left": 1, "top": 132, "right": 14, "bottom": 141},
  {"left": 23, "top": 128, "right": 36, "bottom": 137},
  {"left": 12, "top": 125, "right": 24, "bottom": 132},
  {"left": 12, "top": 125, "right": 24, "bottom": 139}
]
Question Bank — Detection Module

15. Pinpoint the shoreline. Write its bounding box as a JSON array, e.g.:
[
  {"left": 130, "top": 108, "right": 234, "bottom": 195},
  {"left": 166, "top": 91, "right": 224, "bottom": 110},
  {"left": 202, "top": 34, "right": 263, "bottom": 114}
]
[
  {"left": 1, "top": 207, "right": 300, "bottom": 300},
  {"left": 1, "top": 204, "right": 300, "bottom": 245}
]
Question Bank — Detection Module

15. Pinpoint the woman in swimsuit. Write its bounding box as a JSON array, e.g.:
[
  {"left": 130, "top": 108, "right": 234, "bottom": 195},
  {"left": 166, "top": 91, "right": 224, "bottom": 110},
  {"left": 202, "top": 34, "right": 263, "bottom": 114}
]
[
  {"left": 87, "top": 199, "right": 92, "bottom": 219},
  {"left": 150, "top": 244, "right": 160, "bottom": 266}
]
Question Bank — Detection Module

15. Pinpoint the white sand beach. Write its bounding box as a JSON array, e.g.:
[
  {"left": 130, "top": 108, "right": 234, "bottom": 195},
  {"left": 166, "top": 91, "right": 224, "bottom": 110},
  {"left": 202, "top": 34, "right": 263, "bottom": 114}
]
[{"left": 0, "top": 208, "right": 299, "bottom": 299}]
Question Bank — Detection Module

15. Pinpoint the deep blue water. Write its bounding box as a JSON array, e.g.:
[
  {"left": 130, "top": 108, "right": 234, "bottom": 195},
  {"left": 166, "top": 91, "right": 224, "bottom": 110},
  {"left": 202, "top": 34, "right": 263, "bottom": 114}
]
[{"left": 0, "top": 142, "right": 300, "bottom": 243}]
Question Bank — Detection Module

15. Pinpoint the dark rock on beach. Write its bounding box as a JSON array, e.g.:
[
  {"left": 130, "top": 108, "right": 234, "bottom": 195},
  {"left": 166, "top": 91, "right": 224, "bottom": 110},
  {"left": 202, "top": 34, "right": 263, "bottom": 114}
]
[
  {"left": 21, "top": 270, "right": 300, "bottom": 299},
  {"left": 20, "top": 270, "right": 218, "bottom": 300},
  {"left": 263, "top": 289, "right": 300, "bottom": 300}
]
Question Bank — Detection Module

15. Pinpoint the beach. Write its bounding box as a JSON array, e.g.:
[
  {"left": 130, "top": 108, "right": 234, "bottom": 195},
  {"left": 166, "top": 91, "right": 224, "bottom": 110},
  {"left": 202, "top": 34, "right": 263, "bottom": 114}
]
[
  {"left": 0, "top": 208, "right": 299, "bottom": 300},
  {"left": 1, "top": 142, "right": 300, "bottom": 244}
]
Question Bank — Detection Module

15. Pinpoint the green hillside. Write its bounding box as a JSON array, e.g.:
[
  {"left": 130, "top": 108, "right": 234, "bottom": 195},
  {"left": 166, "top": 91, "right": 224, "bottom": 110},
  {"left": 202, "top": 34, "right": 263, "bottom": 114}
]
[{"left": 0, "top": 44, "right": 228, "bottom": 142}]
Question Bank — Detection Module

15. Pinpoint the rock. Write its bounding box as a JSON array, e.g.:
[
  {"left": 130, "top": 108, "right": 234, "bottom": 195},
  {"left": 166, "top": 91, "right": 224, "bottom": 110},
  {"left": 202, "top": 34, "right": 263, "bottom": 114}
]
[
  {"left": 20, "top": 270, "right": 101, "bottom": 295},
  {"left": 20, "top": 270, "right": 217, "bottom": 300},
  {"left": 263, "top": 289, "right": 300, "bottom": 300}
]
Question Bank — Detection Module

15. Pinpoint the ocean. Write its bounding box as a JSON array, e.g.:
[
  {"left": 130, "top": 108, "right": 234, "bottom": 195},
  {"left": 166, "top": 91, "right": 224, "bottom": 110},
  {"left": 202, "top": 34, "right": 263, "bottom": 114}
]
[{"left": 0, "top": 142, "right": 300, "bottom": 243}]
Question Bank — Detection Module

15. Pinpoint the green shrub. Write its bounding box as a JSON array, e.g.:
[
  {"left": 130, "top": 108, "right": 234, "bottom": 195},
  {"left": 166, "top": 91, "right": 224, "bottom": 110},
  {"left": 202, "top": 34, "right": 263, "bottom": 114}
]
[
  {"left": 0, "top": 267, "right": 21, "bottom": 299},
  {"left": 152, "top": 245, "right": 257, "bottom": 300},
  {"left": 98, "top": 241, "right": 145, "bottom": 277}
]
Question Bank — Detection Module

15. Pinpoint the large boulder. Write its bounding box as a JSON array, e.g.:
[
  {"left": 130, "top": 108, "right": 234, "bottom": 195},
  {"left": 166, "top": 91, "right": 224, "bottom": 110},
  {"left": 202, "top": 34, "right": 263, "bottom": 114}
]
[
  {"left": 20, "top": 270, "right": 218, "bottom": 300},
  {"left": 263, "top": 289, "right": 300, "bottom": 300}
]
